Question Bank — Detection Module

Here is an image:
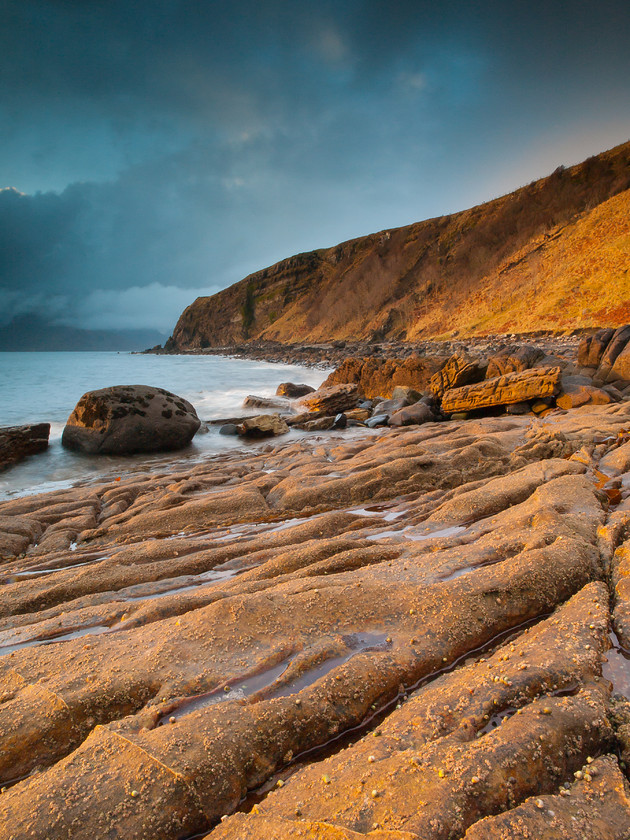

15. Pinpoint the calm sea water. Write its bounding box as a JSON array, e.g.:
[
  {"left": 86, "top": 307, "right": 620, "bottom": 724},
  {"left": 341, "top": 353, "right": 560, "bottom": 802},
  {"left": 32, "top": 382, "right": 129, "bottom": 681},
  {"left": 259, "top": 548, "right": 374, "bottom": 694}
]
[{"left": 0, "top": 352, "right": 329, "bottom": 500}]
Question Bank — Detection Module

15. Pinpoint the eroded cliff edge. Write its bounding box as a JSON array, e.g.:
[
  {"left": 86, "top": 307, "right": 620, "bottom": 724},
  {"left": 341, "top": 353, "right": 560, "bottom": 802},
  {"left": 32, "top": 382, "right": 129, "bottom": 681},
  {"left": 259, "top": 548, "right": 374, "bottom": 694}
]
[{"left": 168, "top": 140, "right": 630, "bottom": 350}]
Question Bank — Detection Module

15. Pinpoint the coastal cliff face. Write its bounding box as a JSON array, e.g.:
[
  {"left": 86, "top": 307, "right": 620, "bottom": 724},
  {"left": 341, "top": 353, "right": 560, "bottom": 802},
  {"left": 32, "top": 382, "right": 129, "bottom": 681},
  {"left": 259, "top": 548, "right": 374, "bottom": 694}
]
[{"left": 169, "top": 140, "right": 630, "bottom": 350}]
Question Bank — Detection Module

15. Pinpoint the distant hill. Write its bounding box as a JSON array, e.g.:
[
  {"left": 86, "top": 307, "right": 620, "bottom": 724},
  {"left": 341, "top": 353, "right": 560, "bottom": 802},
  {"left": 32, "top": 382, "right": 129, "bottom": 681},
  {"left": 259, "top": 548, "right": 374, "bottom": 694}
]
[
  {"left": 0, "top": 315, "right": 167, "bottom": 351},
  {"left": 167, "top": 140, "right": 630, "bottom": 350}
]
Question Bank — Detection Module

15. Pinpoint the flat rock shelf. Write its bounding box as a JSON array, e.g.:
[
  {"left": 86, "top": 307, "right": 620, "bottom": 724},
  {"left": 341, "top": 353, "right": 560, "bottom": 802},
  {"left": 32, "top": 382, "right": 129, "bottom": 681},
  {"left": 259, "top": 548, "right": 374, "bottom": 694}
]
[{"left": 2, "top": 402, "right": 630, "bottom": 838}]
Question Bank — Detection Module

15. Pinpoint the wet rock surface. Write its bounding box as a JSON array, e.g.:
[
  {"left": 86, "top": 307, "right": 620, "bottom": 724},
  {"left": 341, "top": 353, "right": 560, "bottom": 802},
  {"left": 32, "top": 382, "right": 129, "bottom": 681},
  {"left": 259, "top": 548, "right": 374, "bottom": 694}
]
[
  {"left": 0, "top": 423, "right": 50, "bottom": 471},
  {"left": 1, "top": 399, "right": 630, "bottom": 838},
  {"left": 61, "top": 385, "right": 201, "bottom": 454}
]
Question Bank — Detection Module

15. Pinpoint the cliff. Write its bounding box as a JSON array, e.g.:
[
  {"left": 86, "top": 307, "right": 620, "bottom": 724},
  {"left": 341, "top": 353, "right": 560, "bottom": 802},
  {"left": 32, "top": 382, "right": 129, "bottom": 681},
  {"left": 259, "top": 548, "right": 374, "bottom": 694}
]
[{"left": 168, "top": 140, "right": 630, "bottom": 350}]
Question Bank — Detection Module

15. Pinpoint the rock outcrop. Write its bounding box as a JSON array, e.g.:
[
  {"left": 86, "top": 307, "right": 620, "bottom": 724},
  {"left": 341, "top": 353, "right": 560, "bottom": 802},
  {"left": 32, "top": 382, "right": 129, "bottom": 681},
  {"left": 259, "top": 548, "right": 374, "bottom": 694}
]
[
  {"left": 429, "top": 351, "right": 483, "bottom": 398},
  {"left": 441, "top": 367, "right": 561, "bottom": 413},
  {"left": 0, "top": 423, "right": 50, "bottom": 471},
  {"left": 2, "top": 402, "right": 630, "bottom": 838},
  {"left": 61, "top": 385, "right": 201, "bottom": 455},
  {"left": 580, "top": 325, "right": 630, "bottom": 386},
  {"left": 324, "top": 357, "right": 445, "bottom": 400}
]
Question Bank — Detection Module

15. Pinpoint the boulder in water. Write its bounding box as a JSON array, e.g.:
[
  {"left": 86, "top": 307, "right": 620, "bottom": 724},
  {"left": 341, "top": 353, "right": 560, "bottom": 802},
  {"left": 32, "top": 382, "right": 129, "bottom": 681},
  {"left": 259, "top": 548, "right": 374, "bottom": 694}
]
[{"left": 61, "top": 385, "right": 200, "bottom": 455}]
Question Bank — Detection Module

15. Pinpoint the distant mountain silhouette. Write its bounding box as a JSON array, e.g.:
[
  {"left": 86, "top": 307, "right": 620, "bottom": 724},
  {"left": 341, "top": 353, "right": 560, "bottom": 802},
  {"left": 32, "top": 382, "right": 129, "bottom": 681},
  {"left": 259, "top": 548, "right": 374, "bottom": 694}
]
[
  {"left": 0, "top": 314, "right": 167, "bottom": 351},
  {"left": 167, "top": 139, "right": 630, "bottom": 349}
]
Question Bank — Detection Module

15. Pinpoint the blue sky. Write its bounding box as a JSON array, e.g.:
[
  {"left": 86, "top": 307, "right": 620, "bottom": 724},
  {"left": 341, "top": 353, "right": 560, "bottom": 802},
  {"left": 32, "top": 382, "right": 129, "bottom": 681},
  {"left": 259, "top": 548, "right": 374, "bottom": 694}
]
[{"left": 1, "top": 0, "right": 629, "bottom": 335}]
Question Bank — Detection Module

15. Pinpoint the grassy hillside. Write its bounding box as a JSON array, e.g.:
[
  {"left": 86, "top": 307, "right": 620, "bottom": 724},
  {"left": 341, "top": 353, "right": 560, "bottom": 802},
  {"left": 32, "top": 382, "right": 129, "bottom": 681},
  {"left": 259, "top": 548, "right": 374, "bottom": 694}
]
[{"left": 168, "top": 140, "right": 630, "bottom": 349}]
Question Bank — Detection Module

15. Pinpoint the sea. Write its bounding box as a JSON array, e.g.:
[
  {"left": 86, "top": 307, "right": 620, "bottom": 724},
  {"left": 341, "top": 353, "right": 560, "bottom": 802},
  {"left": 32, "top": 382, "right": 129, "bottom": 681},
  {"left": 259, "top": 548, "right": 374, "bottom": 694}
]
[{"left": 0, "top": 351, "right": 329, "bottom": 501}]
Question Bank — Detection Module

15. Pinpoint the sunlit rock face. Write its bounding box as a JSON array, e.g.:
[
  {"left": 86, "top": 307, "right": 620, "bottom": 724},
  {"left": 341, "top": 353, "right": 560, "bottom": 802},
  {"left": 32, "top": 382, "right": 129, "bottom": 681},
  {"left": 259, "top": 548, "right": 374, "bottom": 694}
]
[
  {"left": 1, "top": 401, "right": 630, "bottom": 837},
  {"left": 61, "top": 384, "right": 201, "bottom": 454}
]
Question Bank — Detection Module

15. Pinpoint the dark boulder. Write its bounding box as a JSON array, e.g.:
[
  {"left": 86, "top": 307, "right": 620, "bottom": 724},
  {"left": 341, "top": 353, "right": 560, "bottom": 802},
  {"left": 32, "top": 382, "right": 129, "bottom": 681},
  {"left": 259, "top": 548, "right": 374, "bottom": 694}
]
[
  {"left": 389, "top": 403, "right": 436, "bottom": 427},
  {"left": 62, "top": 386, "right": 200, "bottom": 455},
  {"left": 0, "top": 423, "right": 50, "bottom": 471},
  {"left": 276, "top": 383, "right": 316, "bottom": 398}
]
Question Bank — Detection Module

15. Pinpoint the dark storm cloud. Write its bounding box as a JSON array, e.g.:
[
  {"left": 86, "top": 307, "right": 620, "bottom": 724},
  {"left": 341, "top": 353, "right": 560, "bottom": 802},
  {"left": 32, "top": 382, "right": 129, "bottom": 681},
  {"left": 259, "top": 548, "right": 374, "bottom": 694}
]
[{"left": 0, "top": 1, "right": 629, "bottom": 334}]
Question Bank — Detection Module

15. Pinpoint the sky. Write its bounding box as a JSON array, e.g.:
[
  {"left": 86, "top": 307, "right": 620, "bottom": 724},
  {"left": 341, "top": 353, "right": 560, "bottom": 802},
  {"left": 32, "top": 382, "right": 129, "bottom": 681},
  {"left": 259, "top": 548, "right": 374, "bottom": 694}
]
[{"left": 1, "top": 0, "right": 629, "bottom": 338}]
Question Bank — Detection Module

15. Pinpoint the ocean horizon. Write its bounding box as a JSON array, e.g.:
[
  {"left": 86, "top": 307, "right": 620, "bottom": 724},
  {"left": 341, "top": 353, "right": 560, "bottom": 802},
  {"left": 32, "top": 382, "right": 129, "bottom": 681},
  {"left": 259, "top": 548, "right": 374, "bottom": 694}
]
[{"left": 0, "top": 351, "right": 329, "bottom": 500}]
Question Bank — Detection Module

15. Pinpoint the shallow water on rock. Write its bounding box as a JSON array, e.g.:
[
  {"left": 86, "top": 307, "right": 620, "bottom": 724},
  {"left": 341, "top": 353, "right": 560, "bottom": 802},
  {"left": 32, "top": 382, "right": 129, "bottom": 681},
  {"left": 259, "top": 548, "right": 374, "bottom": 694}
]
[
  {"left": 0, "top": 624, "right": 110, "bottom": 657},
  {"left": 603, "top": 630, "right": 630, "bottom": 698}
]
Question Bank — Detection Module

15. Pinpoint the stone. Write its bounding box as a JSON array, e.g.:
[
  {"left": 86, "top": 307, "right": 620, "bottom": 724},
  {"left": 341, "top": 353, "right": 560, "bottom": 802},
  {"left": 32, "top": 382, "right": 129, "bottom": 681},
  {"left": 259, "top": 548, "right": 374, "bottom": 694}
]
[
  {"left": 388, "top": 403, "right": 436, "bottom": 427},
  {"left": 365, "top": 414, "right": 389, "bottom": 427},
  {"left": 236, "top": 414, "right": 289, "bottom": 437},
  {"left": 505, "top": 401, "right": 531, "bottom": 415},
  {"left": 61, "top": 386, "right": 200, "bottom": 455},
  {"left": 242, "top": 395, "right": 291, "bottom": 410},
  {"left": 323, "top": 355, "right": 445, "bottom": 399},
  {"left": 485, "top": 345, "right": 545, "bottom": 379},
  {"left": 219, "top": 424, "right": 239, "bottom": 436},
  {"left": 556, "top": 377, "right": 613, "bottom": 410},
  {"left": 531, "top": 399, "right": 553, "bottom": 414},
  {"left": 297, "top": 384, "right": 359, "bottom": 415},
  {"left": 276, "top": 383, "right": 315, "bottom": 398},
  {"left": 0, "top": 423, "right": 50, "bottom": 471},
  {"left": 430, "top": 352, "right": 484, "bottom": 398},
  {"left": 441, "top": 367, "right": 561, "bottom": 413},
  {"left": 371, "top": 398, "right": 407, "bottom": 416},
  {"left": 390, "top": 385, "right": 423, "bottom": 404},
  {"left": 344, "top": 409, "right": 370, "bottom": 422}
]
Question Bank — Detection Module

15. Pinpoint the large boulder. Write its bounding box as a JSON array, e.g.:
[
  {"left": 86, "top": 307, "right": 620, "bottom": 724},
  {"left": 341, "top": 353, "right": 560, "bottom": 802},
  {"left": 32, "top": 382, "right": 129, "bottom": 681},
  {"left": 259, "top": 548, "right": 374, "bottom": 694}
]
[
  {"left": 441, "top": 367, "right": 561, "bottom": 413},
  {"left": 61, "top": 385, "right": 200, "bottom": 455},
  {"left": 0, "top": 423, "right": 50, "bottom": 471},
  {"left": 237, "top": 414, "right": 289, "bottom": 437},
  {"left": 297, "top": 383, "right": 359, "bottom": 415}
]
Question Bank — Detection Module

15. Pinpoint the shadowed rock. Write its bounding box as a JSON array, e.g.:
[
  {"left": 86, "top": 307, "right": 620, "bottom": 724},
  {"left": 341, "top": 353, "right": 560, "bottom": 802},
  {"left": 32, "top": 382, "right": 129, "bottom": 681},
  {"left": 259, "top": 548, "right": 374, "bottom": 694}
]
[
  {"left": 61, "top": 385, "right": 200, "bottom": 455},
  {"left": 0, "top": 423, "right": 50, "bottom": 471}
]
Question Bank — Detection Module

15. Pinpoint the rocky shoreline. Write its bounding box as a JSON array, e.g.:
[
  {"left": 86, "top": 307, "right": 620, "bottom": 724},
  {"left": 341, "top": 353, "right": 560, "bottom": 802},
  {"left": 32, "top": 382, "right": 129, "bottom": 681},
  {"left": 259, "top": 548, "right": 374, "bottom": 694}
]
[
  {"left": 145, "top": 332, "right": 583, "bottom": 370},
  {"left": 2, "top": 332, "right": 630, "bottom": 838}
]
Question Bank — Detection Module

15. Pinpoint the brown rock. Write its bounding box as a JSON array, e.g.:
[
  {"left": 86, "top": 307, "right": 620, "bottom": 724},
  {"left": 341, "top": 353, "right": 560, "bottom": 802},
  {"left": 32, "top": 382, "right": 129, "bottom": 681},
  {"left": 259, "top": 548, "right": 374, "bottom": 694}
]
[
  {"left": 442, "top": 367, "right": 561, "bottom": 413},
  {"left": 430, "top": 352, "right": 483, "bottom": 398},
  {"left": 598, "top": 325, "right": 630, "bottom": 380},
  {"left": 610, "top": 342, "right": 630, "bottom": 384},
  {"left": 464, "top": 754, "right": 630, "bottom": 839},
  {"left": 388, "top": 402, "right": 436, "bottom": 426},
  {"left": 0, "top": 423, "right": 50, "bottom": 471},
  {"left": 61, "top": 385, "right": 200, "bottom": 455},
  {"left": 556, "top": 376, "right": 613, "bottom": 409},
  {"left": 577, "top": 327, "right": 615, "bottom": 368},
  {"left": 276, "top": 383, "right": 316, "bottom": 398},
  {"left": 485, "top": 344, "right": 545, "bottom": 378},
  {"left": 297, "top": 383, "right": 359, "bottom": 415},
  {"left": 324, "top": 356, "right": 445, "bottom": 399},
  {"left": 242, "top": 395, "right": 291, "bottom": 410},
  {"left": 237, "top": 414, "right": 289, "bottom": 437}
]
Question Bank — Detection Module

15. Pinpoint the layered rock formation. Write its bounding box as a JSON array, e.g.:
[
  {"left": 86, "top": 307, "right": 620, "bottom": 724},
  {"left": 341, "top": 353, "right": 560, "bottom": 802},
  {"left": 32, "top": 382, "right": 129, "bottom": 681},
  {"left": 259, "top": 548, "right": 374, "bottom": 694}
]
[
  {"left": 1, "top": 399, "right": 630, "bottom": 837},
  {"left": 166, "top": 141, "right": 630, "bottom": 350}
]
